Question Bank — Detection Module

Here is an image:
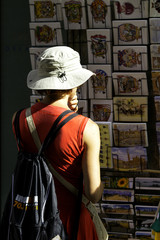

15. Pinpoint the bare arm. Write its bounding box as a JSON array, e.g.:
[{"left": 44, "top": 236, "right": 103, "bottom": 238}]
[{"left": 82, "top": 119, "right": 104, "bottom": 203}]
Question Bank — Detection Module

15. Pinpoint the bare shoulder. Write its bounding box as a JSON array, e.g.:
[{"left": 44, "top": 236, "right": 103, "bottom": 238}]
[{"left": 83, "top": 118, "right": 100, "bottom": 144}]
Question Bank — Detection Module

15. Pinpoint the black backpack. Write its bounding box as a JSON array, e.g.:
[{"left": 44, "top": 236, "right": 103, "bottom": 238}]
[{"left": 1, "top": 109, "right": 78, "bottom": 240}]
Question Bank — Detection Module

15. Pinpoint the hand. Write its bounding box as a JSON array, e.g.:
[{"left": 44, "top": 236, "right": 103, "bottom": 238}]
[{"left": 68, "top": 95, "right": 78, "bottom": 112}]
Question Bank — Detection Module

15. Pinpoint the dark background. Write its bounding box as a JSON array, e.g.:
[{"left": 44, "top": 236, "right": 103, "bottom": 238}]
[{"left": 0, "top": 0, "right": 31, "bottom": 215}]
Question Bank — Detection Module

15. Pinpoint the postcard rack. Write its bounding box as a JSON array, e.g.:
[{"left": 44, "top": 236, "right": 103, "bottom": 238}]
[
  {"left": 98, "top": 169, "right": 160, "bottom": 239},
  {"left": 27, "top": 0, "right": 160, "bottom": 238}
]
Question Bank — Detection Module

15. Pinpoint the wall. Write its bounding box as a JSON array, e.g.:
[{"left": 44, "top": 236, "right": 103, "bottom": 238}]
[{"left": 0, "top": 0, "right": 31, "bottom": 215}]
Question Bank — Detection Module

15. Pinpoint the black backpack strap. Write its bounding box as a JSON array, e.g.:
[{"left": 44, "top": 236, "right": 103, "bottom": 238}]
[
  {"left": 38, "top": 111, "right": 78, "bottom": 156},
  {"left": 14, "top": 109, "right": 24, "bottom": 150}
]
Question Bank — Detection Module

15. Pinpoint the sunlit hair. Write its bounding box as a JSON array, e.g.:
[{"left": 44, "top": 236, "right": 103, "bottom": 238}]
[{"left": 37, "top": 89, "right": 72, "bottom": 101}]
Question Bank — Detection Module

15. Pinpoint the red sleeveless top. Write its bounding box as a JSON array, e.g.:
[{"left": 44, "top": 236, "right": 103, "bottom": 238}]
[{"left": 13, "top": 102, "right": 98, "bottom": 240}]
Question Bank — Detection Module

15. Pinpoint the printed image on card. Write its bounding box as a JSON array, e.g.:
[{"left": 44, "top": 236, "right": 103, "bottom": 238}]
[
  {"left": 30, "top": 22, "right": 63, "bottom": 46},
  {"left": 149, "top": 18, "right": 160, "bottom": 43},
  {"left": 87, "top": 29, "right": 112, "bottom": 64},
  {"left": 86, "top": 0, "right": 111, "bottom": 28},
  {"left": 61, "top": 0, "right": 87, "bottom": 29},
  {"left": 102, "top": 189, "right": 134, "bottom": 202},
  {"left": 150, "top": 45, "right": 160, "bottom": 70},
  {"left": 112, "top": 147, "right": 148, "bottom": 171},
  {"left": 101, "top": 203, "right": 134, "bottom": 215},
  {"left": 152, "top": 71, "right": 160, "bottom": 95},
  {"left": 113, "top": 20, "right": 148, "bottom": 45},
  {"left": 150, "top": 0, "right": 160, "bottom": 17},
  {"left": 102, "top": 176, "right": 133, "bottom": 189},
  {"left": 88, "top": 65, "right": 112, "bottom": 99},
  {"left": 90, "top": 99, "right": 113, "bottom": 121},
  {"left": 113, "top": 0, "right": 148, "bottom": 19},
  {"left": 112, "top": 72, "right": 148, "bottom": 96},
  {"left": 96, "top": 122, "right": 112, "bottom": 168},
  {"left": 113, "top": 46, "right": 148, "bottom": 71},
  {"left": 113, "top": 97, "right": 148, "bottom": 122},
  {"left": 113, "top": 123, "right": 148, "bottom": 147},
  {"left": 29, "top": 0, "right": 62, "bottom": 22}
]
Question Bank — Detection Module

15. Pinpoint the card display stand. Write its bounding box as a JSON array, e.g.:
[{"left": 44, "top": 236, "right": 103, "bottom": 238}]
[{"left": 27, "top": 0, "right": 160, "bottom": 239}]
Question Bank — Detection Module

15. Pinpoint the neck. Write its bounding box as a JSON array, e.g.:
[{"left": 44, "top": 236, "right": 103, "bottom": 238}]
[{"left": 42, "top": 95, "right": 70, "bottom": 110}]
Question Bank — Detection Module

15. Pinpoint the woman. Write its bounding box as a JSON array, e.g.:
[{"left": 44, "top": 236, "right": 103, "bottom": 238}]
[{"left": 12, "top": 46, "right": 104, "bottom": 239}]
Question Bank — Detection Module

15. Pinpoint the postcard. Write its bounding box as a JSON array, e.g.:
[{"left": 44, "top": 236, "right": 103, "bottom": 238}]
[
  {"left": 102, "top": 218, "right": 134, "bottom": 233},
  {"left": 150, "top": 0, "right": 160, "bottom": 17},
  {"left": 86, "top": 0, "right": 111, "bottom": 28},
  {"left": 88, "top": 65, "right": 112, "bottom": 99},
  {"left": 112, "top": 146, "right": 148, "bottom": 171},
  {"left": 135, "top": 177, "right": 160, "bottom": 190},
  {"left": 95, "top": 122, "right": 112, "bottom": 168},
  {"left": 77, "top": 100, "right": 88, "bottom": 117},
  {"left": 136, "top": 218, "right": 154, "bottom": 231},
  {"left": 90, "top": 99, "right": 113, "bottom": 122},
  {"left": 108, "top": 232, "right": 133, "bottom": 240},
  {"left": 112, "top": 0, "right": 149, "bottom": 19},
  {"left": 113, "top": 72, "right": 148, "bottom": 96},
  {"left": 101, "top": 203, "right": 134, "bottom": 215},
  {"left": 29, "top": 0, "right": 62, "bottom": 22},
  {"left": 29, "top": 22, "right": 63, "bottom": 46},
  {"left": 102, "top": 176, "right": 133, "bottom": 189},
  {"left": 29, "top": 47, "right": 47, "bottom": 69},
  {"left": 135, "top": 231, "right": 152, "bottom": 240},
  {"left": 149, "top": 18, "right": 160, "bottom": 44},
  {"left": 113, "top": 97, "right": 148, "bottom": 122},
  {"left": 87, "top": 29, "right": 112, "bottom": 64},
  {"left": 61, "top": 0, "right": 87, "bottom": 29},
  {"left": 154, "top": 96, "right": 160, "bottom": 121},
  {"left": 135, "top": 194, "right": 160, "bottom": 205},
  {"left": 151, "top": 71, "right": 160, "bottom": 95},
  {"left": 113, "top": 123, "right": 148, "bottom": 147},
  {"left": 112, "top": 72, "right": 148, "bottom": 96},
  {"left": 135, "top": 205, "right": 158, "bottom": 216},
  {"left": 113, "top": 46, "right": 148, "bottom": 71},
  {"left": 150, "top": 45, "right": 160, "bottom": 70},
  {"left": 112, "top": 20, "right": 148, "bottom": 45},
  {"left": 102, "top": 189, "right": 134, "bottom": 202},
  {"left": 156, "top": 122, "right": 160, "bottom": 146},
  {"left": 30, "top": 95, "right": 44, "bottom": 106}
]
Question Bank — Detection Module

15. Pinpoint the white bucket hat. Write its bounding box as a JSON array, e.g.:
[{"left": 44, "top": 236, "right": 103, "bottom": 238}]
[{"left": 27, "top": 46, "right": 94, "bottom": 90}]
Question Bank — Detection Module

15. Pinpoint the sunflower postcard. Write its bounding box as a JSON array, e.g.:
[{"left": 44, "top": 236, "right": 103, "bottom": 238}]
[
  {"left": 113, "top": 122, "right": 148, "bottom": 147},
  {"left": 102, "top": 176, "right": 133, "bottom": 189},
  {"left": 112, "top": 146, "right": 148, "bottom": 171},
  {"left": 113, "top": 97, "right": 148, "bottom": 122}
]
